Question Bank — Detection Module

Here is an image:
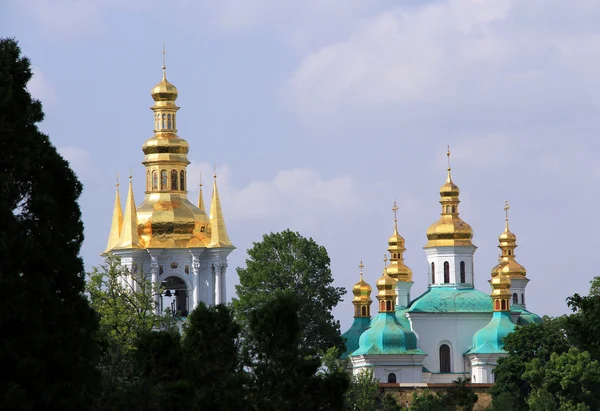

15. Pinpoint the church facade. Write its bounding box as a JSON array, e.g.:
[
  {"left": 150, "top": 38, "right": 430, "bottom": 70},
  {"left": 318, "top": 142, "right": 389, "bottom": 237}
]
[
  {"left": 342, "top": 150, "right": 540, "bottom": 384},
  {"left": 103, "top": 64, "right": 234, "bottom": 316}
]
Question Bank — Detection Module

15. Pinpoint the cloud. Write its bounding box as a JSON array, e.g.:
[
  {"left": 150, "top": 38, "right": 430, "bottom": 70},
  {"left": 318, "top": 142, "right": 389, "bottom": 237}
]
[
  {"left": 27, "top": 66, "right": 56, "bottom": 108},
  {"left": 285, "top": 0, "right": 600, "bottom": 131},
  {"left": 187, "top": 161, "right": 357, "bottom": 224}
]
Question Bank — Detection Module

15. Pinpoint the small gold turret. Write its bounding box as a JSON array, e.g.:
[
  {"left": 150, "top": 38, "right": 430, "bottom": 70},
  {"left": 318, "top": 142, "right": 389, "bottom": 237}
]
[
  {"left": 491, "top": 200, "right": 527, "bottom": 279},
  {"left": 377, "top": 254, "right": 397, "bottom": 313},
  {"left": 104, "top": 177, "right": 123, "bottom": 253},
  {"left": 491, "top": 256, "right": 512, "bottom": 311},
  {"left": 198, "top": 173, "right": 206, "bottom": 212},
  {"left": 424, "top": 147, "right": 475, "bottom": 248},
  {"left": 352, "top": 261, "right": 372, "bottom": 318},
  {"left": 384, "top": 200, "right": 413, "bottom": 282},
  {"left": 208, "top": 170, "right": 233, "bottom": 248},
  {"left": 114, "top": 175, "right": 141, "bottom": 249}
]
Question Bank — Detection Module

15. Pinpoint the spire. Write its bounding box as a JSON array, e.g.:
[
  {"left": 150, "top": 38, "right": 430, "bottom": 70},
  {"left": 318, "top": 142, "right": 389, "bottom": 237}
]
[
  {"left": 115, "top": 175, "right": 141, "bottom": 249},
  {"left": 104, "top": 176, "right": 123, "bottom": 253},
  {"left": 492, "top": 200, "right": 526, "bottom": 278},
  {"left": 385, "top": 200, "right": 413, "bottom": 282},
  {"left": 352, "top": 260, "right": 372, "bottom": 318},
  {"left": 208, "top": 170, "right": 233, "bottom": 248},
  {"left": 198, "top": 172, "right": 206, "bottom": 212}
]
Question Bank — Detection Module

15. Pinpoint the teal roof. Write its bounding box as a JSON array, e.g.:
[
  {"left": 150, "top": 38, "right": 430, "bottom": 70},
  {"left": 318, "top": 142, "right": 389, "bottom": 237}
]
[
  {"left": 466, "top": 311, "right": 516, "bottom": 355},
  {"left": 407, "top": 286, "right": 493, "bottom": 313},
  {"left": 513, "top": 307, "right": 543, "bottom": 325},
  {"left": 351, "top": 312, "right": 425, "bottom": 356},
  {"left": 395, "top": 307, "right": 412, "bottom": 330},
  {"left": 341, "top": 317, "right": 371, "bottom": 359}
]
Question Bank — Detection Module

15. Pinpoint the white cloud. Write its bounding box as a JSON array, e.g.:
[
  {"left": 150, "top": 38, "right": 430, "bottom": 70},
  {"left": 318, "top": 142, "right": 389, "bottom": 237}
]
[
  {"left": 187, "top": 161, "right": 357, "bottom": 223},
  {"left": 27, "top": 66, "right": 56, "bottom": 107}
]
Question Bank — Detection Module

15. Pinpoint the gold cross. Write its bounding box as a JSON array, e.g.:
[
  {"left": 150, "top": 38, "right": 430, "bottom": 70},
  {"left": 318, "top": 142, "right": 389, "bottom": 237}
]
[
  {"left": 504, "top": 199, "right": 510, "bottom": 222},
  {"left": 392, "top": 200, "right": 398, "bottom": 222},
  {"left": 446, "top": 145, "right": 451, "bottom": 170},
  {"left": 383, "top": 253, "right": 388, "bottom": 266},
  {"left": 359, "top": 260, "right": 364, "bottom": 277},
  {"left": 162, "top": 44, "right": 166, "bottom": 70}
]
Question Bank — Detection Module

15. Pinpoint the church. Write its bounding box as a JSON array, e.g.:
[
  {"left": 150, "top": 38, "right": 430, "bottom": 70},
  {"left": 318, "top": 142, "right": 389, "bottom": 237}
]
[
  {"left": 103, "top": 62, "right": 235, "bottom": 317},
  {"left": 342, "top": 152, "right": 541, "bottom": 384}
]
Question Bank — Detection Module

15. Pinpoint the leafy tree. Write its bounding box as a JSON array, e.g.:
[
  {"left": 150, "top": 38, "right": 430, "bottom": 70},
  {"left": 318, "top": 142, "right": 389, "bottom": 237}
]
[
  {"left": 0, "top": 38, "right": 100, "bottom": 410},
  {"left": 182, "top": 302, "right": 248, "bottom": 411},
  {"left": 344, "top": 369, "right": 379, "bottom": 411},
  {"left": 246, "top": 291, "right": 349, "bottom": 411},
  {"left": 523, "top": 348, "right": 600, "bottom": 411},
  {"left": 566, "top": 276, "right": 600, "bottom": 359},
  {"left": 234, "top": 230, "right": 346, "bottom": 355},
  {"left": 490, "top": 316, "right": 571, "bottom": 410},
  {"left": 442, "top": 377, "right": 478, "bottom": 411},
  {"left": 86, "top": 255, "right": 171, "bottom": 350},
  {"left": 410, "top": 390, "right": 446, "bottom": 411}
]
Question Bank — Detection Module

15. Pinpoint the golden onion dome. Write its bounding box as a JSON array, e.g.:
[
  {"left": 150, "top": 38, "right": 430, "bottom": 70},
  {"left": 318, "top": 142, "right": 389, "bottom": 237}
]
[
  {"left": 353, "top": 261, "right": 372, "bottom": 303},
  {"left": 377, "top": 272, "right": 397, "bottom": 299},
  {"left": 491, "top": 270, "right": 512, "bottom": 299},
  {"left": 491, "top": 201, "right": 527, "bottom": 279},
  {"left": 424, "top": 148, "right": 474, "bottom": 248},
  {"left": 151, "top": 69, "right": 178, "bottom": 102}
]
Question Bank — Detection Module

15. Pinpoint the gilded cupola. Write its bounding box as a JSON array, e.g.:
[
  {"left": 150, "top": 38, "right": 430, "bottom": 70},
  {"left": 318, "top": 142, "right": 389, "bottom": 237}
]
[
  {"left": 491, "top": 201, "right": 527, "bottom": 279},
  {"left": 424, "top": 147, "right": 475, "bottom": 248},
  {"left": 384, "top": 201, "right": 413, "bottom": 282},
  {"left": 377, "top": 255, "right": 397, "bottom": 313},
  {"left": 491, "top": 259, "right": 512, "bottom": 311},
  {"left": 352, "top": 261, "right": 372, "bottom": 318}
]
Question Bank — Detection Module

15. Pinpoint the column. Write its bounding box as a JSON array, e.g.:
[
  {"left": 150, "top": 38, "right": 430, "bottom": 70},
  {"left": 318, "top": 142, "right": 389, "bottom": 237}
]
[
  {"left": 214, "top": 262, "right": 222, "bottom": 305},
  {"left": 148, "top": 251, "right": 160, "bottom": 315},
  {"left": 190, "top": 252, "right": 202, "bottom": 310},
  {"left": 220, "top": 263, "right": 228, "bottom": 304}
]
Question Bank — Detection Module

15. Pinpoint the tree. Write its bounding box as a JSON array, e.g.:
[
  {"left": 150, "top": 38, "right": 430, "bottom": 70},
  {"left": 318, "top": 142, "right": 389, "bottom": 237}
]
[
  {"left": 523, "top": 348, "right": 600, "bottom": 411},
  {"left": 182, "top": 302, "right": 248, "bottom": 411},
  {"left": 344, "top": 369, "right": 380, "bottom": 411},
  {"left": 490, "top": 316, "right": 571, "bottom": 410},
  {"left": 245, "top": 291, "right": 349, "bottom": 411},
  {"left": 442, "top": 377, "right": 478, "bottom": 411},
  {"left": 86, "top": 255, "right": 172, "bottom": 350},
  {"left": 0, "top": 38, "right": 100, "bottom": 410},
  {"left": 566, "top": 276, "right": 600, "bottom": 359},
  {"left": 234, "top": 230, "right": 346, "bottom": 355}
]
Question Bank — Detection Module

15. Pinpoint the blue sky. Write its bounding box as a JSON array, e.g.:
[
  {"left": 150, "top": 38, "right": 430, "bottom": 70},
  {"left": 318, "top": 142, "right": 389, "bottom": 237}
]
[{"left": 3, "top": 0, "right": 600, "bottom": 331}]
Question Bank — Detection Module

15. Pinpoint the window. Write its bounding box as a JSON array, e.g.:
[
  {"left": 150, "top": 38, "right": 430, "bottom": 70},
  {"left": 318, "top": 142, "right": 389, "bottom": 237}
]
[
  {"left": 387, "top": 373, "right": 397, "bottom": 383},
  {"left": 160, "top": 170, "right": 167, "bottom": 190},
  {"left": 431, "top": 262, "right": 435, "bottom": 283},
  {"left": 167, "top": 113, "right": 172, "bottom": 129},
  {"left": 445, "top": 205, "right": 450, "bottom": 213},
  {"left": 508, "top": 250, "right": 512, "bottom": 255},
  {"left": 522, "top": 293, "right": 525, "bottom": 304},
  {"left": 180, "top": 170, "right": 185, "bottom": 191},
  {"left": 152, "top": 171, "right": 158, "bottom": 190},
  {"left": 501, "top": 300, "right": 507, "bottom": 310},
  {"left": 380, "top": 301, "right": 385, "bottom": 311},
  {"left": 171, "top": 170, "right": 178, "bottom": 190},
  {"left": 161, "top": 113, "right": 166, "bottom": 129},
  {"left": 444, "top": 261, "right": 450, "bottom": 283},
  {"left": 439, "top": 344, "right": 451, "bottom": 372},
  {"left": 452, "top": 205, "right": 456, "bottom": 213},
  {"left": 386, "top": 300, "right": 392, "bottom": 311},
  {"left": 495, "top": 300, "right": 500, "bottom": 310},
  {"left": 361, "top": 306, "right": 367, "bottom": 316},
  {"left": 512, "top": 293, "right": 518, "bottom": 304},
  {"left": 146, "top": 171, "right": 150, "bottom": 191},
  {"left": 460, "top": 261, "right": 466, "bottom": 283}
]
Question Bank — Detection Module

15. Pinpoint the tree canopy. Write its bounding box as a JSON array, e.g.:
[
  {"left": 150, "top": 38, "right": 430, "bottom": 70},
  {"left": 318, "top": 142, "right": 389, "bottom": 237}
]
[
  {"left": 233, "top": 229, "right": 346, "bottom": 355},
  {"left": 0, "top": 37, "right": 99, "bottom": 410}
]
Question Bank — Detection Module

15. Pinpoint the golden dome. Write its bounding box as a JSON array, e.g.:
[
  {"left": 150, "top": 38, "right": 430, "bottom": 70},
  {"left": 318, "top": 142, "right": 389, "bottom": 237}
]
[
  {"left": 353, "top": 261, "right": 373, "bottom": 303},
  {"left": 491, "top": 201, "right": 527, "bottom": 278},
  {"left": 151, "top": 69, "right": 178, "bottom": 102},
  {"left": 377, "top": 272, "right": 397, "bottom": 299},
  {"left": 424, "top": 148, "right": 474, "bottom": 248},
  {"left": 491, "top": 270, "right": 512, "bottom": 300},
  {"left": 385, "top": 201, "right": 413, "bottom": 282}
]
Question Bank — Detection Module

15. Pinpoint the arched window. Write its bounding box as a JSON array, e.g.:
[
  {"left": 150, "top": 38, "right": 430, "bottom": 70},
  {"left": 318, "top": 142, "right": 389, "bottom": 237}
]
[
  {"left": 171, "top": 170, "right": 178, "bottom": 190},
  {"left": 180, "top": 170, "right": 185, "bottom": 191},
  {"left": 460, "top": 261, "right": 466, "bottom": 283},
  {"left": 380, "top": 301, "right": 385, "bottom": 311},
  {"left": 386, "top": 300, "right": 392, "bottom": 311},
  {"left": 361, "top": 306, "right": 367, "bottom": 316},
  {"left": 444, "top": 261, "right": 450, "bottom": 283},
  {"left": 167, "top": 113, "right": 172, "bottom": 129},
  {"left": 387, "top": 373, "right": 397, "bottom": 383},
  {"left": 495, "top": 300, "right": 500, "bottom": 310},
  {"left": 431, "top": 262, "right": 435, "bottom": 283},
  {"left": 152, "top": 171, "right": 158, "bottom": 190},
  {"left": 521, "top": 293, "right": 525, "bottom": 304},
  {"left": 439, "top": 344, "right": 451, "bottom": 373},
  {"left": 452, "top": 205, "right": 456, "bottom": 213},
  {"left": 512, "top": 293, "right": 518, "bottom": 304},
  {"left": 146, "top": 171, "right": 150, "bottom": 191},
  {"left": 445, "top": 205, "right": 450, "bottom": 213},
  {"left": 508, "top": 250, "right": 512, "bottom": 255},
  {"left": 161, "top": 113, "right": 166, "bottom": 129},
  {"left": 501, "top": 300, "right": 507, "bottom": 310},
  {"left": 160, "top": 170, "right": 167, "bottom": 190},
  {"left": 172, "top": 114, "right": 176, "bottom": 129}
]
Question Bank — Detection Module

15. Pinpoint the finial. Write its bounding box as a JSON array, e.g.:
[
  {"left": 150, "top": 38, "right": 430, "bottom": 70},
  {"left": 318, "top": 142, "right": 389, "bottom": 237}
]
[
  {"left": 359, "top": 260, "right": 364, "bottom": 279},
  {"left": 162, "top": 44, "right": 167, "bottom": 78},
  {"left": 392, "top": 200, "right": 399, "bottom": 233},
  {"left": 504, "top": 199, "right": 510, "bottom": 230},
  {"left": 199, "top": 172, "right": 203, "bottom": 188},
  {"left": 129, "top": 165, "right": 132, "bottom": 180},
  {"left": 213, "top": 164, "right": 217, "bottom": 179},
  {"left": 116, "top": 173, "right": 120, "bottom": 187},
  {"left": 446, "top": 145, "right": 452, "bottom": 182},
  {"left": 383, "top": 253, "right": 388, "bottom": 266}
]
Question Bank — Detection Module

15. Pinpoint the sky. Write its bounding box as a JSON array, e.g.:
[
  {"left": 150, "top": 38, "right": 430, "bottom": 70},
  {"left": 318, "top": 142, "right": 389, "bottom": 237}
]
[{"left": 3, "top": 0, "right": 600, "bottom": 332}]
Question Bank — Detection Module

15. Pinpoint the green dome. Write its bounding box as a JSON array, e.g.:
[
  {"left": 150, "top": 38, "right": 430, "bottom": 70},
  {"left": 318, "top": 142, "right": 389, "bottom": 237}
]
[
  {"left": 513, "top": 307, "right": 543, "bottom": 325},
  {"left": 341, "top": 317, "right": 371, "bottom": 359},
  {"left": 467, "top": 311, "right": 516, "bottom": 355},
  {"left": 407, "top": 287, "right": 492, "bottom": 313},
  {"left": 352, "top": 313, "right": 425, "bottom": 356},
  {"left": 395, "top": 307, "right": 412, "bottom": 330}
]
